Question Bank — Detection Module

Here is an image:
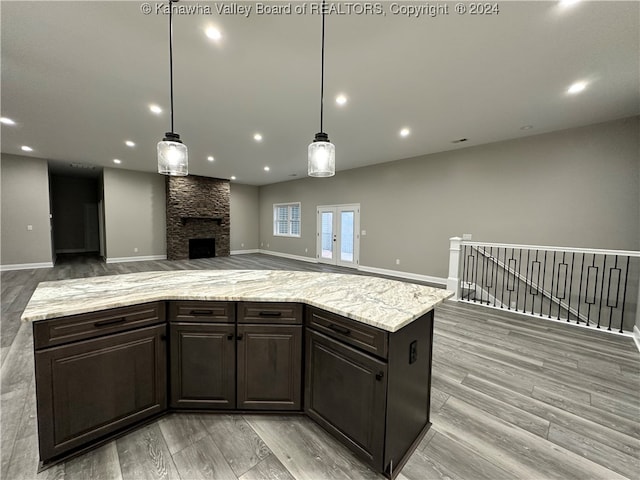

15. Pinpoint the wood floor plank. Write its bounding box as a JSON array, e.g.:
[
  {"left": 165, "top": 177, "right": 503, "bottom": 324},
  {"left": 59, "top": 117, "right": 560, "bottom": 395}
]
[
  {"left": 158, "top": 413, "right": 209, "bottom": 455},
  {"left": 430, "top": 386, "right": 449, "bottom": 414},
  {"left": 547, "top": 423, "right": 640, "bottom": 479},
  {"left": 463, "top": 374, "right": 640, "bottom": 458},
  {"left": 237, "top": 453, "right": 295, "bottom": 480},
  {"left": 116, "top": 424, "right": 181, "bottom": 480},
  {"left": 0, "top": 387, "right": 29, "bottom": 478},
  {"left": 433, "top": 396, "right": 629, "bottom": 480},
  {"left": 418, "top": 431, "right": 514, "bottom": 480},
  {"left": 531, "top": 385, "right": 640, "bottom": 440},
  {"left": 199, "top": 413, "right": 271, "bottom": 477},
  {"left": 431, "top": 374, "right": 550, "bottom": 439},
  {"left": 65, "top": 441, "right": 123, "bottom": 480},
  {"left": 171, "top": 434, "right": 237, "bottom": 480},
  {"left": 244, "top": 414, "right": 384, "bottom": 480}
]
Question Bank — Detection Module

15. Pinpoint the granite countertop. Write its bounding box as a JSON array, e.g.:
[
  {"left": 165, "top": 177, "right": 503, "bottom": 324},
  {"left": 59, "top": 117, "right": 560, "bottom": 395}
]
[{"left": 21, "top": 270, "right": 453, "bottom": 332}]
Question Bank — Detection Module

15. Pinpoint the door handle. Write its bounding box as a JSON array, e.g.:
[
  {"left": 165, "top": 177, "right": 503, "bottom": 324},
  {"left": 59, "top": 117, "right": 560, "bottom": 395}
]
[
  {"left": 375, "top": 371, "right": 384, "bottom": 381},
  {"left": 94, "top": 317, "right": 126, "bottom": 327},
  {"left": 237, "top": 334, "right": 244, "bottom": 340},
  {"left": 227, "top": 334, "right": 234, "bottom": 340},
  {"left": 328, "top": 323, "right": 351, "bottom": 336}
]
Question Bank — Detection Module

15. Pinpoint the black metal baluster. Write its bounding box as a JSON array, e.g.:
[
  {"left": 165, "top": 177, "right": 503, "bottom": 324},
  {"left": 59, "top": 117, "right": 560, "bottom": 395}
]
[
  {"left": 473, "top": 246, "right": 479, "bottom": 303},
  {"left": 524, "top": 249, "right": 531, "bottom": 315},
  {"left": 606, "top": 255, "right": 620, "bottom": 331},
  {"left": 577, "top": 253, "right": 585, "bottom": 324},
  {"left": 461, "top": 244, "right": 468, "bottom": 300},
  {"left": 549, "top": 250, "right": 557, "bottom": 319},
  {"left": 490, "top": 246, "right": 497, "bottom": 307},
  {"left": 500, "top": 247, "right": 508, "bottom": 309},
  {"left": 540, "top": 250, "right": 548, "bottom": 317},
  {"left": 567, "top": 252, "right": 575, "bottom": 323},
  {"left": 597, "top": 255, "right": 607, "bottom": 329},
  {"left": 619, "top": 256, "right": 630, "bottom": 333},
  {"left": 515, "top": 247, "right": 523, "bottom": 313}
]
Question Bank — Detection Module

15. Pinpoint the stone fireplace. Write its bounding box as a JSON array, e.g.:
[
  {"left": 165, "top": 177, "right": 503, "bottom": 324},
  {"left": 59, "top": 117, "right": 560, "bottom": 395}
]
[{"left": 166, "top": 175, "right": 230, "bottom": 261}]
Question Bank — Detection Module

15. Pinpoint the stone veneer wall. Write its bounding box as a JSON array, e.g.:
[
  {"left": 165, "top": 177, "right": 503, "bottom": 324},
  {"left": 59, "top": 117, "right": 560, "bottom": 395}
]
[{"left": 166, "top": 175, "right": 230, "bottom": 260}]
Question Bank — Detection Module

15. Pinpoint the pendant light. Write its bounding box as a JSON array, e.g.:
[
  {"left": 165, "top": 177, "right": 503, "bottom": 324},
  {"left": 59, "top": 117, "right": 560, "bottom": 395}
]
[
  {"left": 157, "top": 0, "right": 188, "bottom": 176},
  {"left": 308, "top": 0, "right": 335, "bottom": 177}
]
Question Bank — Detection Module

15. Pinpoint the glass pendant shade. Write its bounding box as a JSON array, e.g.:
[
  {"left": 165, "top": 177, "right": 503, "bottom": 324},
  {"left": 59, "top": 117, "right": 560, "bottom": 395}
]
[
  {"left": 308, "top": 133, "right": 335, "bottom": 177},
  {"left": 157, "top": 132, "right": 188, "bottom": 176}
]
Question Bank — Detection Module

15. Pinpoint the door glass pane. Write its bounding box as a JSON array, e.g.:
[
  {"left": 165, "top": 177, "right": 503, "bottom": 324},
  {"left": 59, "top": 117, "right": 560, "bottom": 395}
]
[
  {"left": 340, "top": 211, "right": 354, "bottom": 262},
  {"left": 321, "top": 212, "right": 333, "bottom": 259}
]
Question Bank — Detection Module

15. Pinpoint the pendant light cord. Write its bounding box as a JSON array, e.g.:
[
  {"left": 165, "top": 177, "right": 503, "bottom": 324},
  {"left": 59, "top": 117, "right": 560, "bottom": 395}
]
[
  {"left": 320, "top": 0, "right": 326, "bottom": 133},
  {"left": 169, "top": 0, "right": 175, "bottom": 133}
]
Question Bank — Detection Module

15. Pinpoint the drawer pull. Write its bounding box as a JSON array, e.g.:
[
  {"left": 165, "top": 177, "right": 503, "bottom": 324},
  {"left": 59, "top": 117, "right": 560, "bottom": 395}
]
[
  {"left": 94, "top": 317, "right": 127, "bottom": 327},
  {"left": 328, "top": 323, "right": 351, "bottom": 336},
  {"left": 258, "top": 311, "right": 282, "bottom": 317},
  {"left": 189, "top": 310, "right": 214, "bottom": 316}
]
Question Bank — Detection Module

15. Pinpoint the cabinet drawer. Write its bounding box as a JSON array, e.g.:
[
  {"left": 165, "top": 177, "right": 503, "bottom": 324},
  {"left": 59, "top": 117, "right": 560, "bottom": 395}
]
[
  {"left": 33, "top": 302, "right": 165, "bottom": 350},
  {"left": 169, "top": 301, "right": 235, "bottom": 323},
  {"left": 306, "top": 307, "right": 388, "bottom": 359},
  {"left": 238, "top": 302, "right": 302, "bottom": 325}
]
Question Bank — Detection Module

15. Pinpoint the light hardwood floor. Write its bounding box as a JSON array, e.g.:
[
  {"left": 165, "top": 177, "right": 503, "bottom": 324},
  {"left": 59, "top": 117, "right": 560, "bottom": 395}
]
[{"left": 1, "top": 253, "right": 638, "bottom": 480}]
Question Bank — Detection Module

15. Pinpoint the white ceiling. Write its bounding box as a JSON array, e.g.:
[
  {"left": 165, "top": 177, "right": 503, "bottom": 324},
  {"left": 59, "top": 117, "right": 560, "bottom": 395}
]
[{"left": 1, "top": 1, "right": 638, "bottom": 186}]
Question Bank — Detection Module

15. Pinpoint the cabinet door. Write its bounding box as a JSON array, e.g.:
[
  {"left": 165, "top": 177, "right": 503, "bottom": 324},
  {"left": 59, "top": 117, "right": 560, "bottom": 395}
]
[
  {"left": 237, "top": 325, "right": 302, "bottom": 410},
  {"left": 305, "top": 329, "right": 387, "bottom": 470},
  {"left": 170, "top": 323, "right": 236, "bottom": 409},
  {"left": 35, "top": 324, "right": 167, "bottom": 462}
]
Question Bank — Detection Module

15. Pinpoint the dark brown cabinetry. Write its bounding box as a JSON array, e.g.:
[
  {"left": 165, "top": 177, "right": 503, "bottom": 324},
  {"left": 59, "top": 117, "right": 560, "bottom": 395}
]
[
  {"left": 34, "top": 303, "right": 167, "bottom": 464},
  {"left": 169, "top": 301, "right": 302, "bottom": 411},
  {"left": 305, "top": 306, "right": 434, "bottom": 478}
]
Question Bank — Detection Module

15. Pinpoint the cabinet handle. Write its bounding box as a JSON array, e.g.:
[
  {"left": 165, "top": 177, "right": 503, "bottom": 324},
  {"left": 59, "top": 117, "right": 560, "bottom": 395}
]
[
  {"left": 237, "top": 334, "right": 244, "bottom": 340},
  {"left": 94, "top": 317, "right": 127, "bottom": 327},
  {"left": 189, "top": 310, "right": 213, "bottom": 315},
  {"left": 258, "top": 311, "right": 282, "bottom": 317},
  {"left": 227, "top": 334, "right": 234, "bottom": 340},
  {"left": 328, "top": 323, "right": 351, "bottom": 336},
  {"left": 160, "top": 334, "right": 167, "bottom": 341},
  {"left": 375, "top": 372, "right": 384, "bottom": 381}
]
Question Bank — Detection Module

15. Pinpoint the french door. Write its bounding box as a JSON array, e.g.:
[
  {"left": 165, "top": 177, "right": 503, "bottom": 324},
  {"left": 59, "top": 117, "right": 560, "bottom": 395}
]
[{"left": 317, "top": 204, "right": 360, "bottom": 268}]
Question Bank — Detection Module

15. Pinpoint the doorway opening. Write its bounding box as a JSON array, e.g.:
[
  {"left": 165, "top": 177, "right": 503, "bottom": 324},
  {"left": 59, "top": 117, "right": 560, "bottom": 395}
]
[
  {"left": 48, "top": 161, "right": 105, "bottom": 266},
  {"left": 316, "top": 204, "right": 360, "bottom": 268}
]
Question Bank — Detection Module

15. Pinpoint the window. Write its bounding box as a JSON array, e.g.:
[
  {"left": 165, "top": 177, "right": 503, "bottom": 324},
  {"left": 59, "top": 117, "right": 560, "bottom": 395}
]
[{"left": 274, "top": 203, "right": 301, "bottom": 237}]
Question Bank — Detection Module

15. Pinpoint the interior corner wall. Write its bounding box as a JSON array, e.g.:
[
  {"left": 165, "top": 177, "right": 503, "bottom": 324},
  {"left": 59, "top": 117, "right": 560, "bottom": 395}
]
[
  {"left": 103, "top": 168, "right": 166, "bottom": 261},
  {"left": 0, "top": 154, "right": 53, "bottom": 268},
  {"left": 230, "top": 183, "right": 260, "bottom": 252},
  {"left": 258, "top": 116, "right": 640, "bottom": 280}
]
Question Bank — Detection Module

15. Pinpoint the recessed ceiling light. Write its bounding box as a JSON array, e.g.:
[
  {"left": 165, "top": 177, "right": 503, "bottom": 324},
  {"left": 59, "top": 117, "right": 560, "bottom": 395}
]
[
  {"left": 149, "top": 104, "right": 162, "bottom": 114},
  {"left": 254, "top": 133, "right": 263, "bottom": 142},
  {"left": 336, "top": 94, "right": 347, "bottom": 106},
  {"left": 230, "top": 176, "right": 237, "bottom": 180},
  {"left": 400, "top": 128, "right": 410, "bottom": 137},
  {"left": 559, "top": 0, "right": 581, "bottom": 8},
  {"left": 205, "top": 27, "right": 222, "bottom": 41},
  {"left": 207, "top": 156, "right": 214, "bottom": 162},
  {"left": 520, "top": 125, "right": 534, "bottom": 131},
  {"left": 21, "top": 145, "right": 33, "bottom": 152},
  {"left": 567, "top": 81, "right": 587, "bottom": 95},
  {"left": 264, "top": 166, "right": 270, "bottom": 172},
  {"left": 452, "top": 138, "right": 468, "bottom": 144},
  {"left": 125, "top": 140, "right": 136, "bottom": 147},
  {"left": 0, "top": 117, "right": 16, "bottom": 125},
  {"left": 113, "top": 159, "right": 122, "bottom": 164}
]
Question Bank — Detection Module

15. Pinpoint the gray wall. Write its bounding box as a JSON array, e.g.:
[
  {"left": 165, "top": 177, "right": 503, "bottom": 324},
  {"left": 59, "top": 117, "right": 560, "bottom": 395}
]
[
  {"left": 103, "top": 168, "right": 166, "bottom": 261},
  {"left": 230, "top": 183, "right": 260, "bottom": 252},
  {"left": 259, "top": 116, "right": 640, "bottom": 280},
  {"left": 0, "top": 154, "right": 52, "bottom": 267}
]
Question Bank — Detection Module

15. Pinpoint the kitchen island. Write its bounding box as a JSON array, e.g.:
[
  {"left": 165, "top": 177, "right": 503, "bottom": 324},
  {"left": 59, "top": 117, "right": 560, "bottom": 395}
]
[{"left": 23, "top": 270, "right": 453, "bottom": 478}]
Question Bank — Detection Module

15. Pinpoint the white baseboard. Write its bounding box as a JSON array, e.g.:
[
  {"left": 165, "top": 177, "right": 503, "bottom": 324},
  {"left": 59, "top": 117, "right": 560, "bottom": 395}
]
[
  {"left": 0, "top": 261, "right": 54, "bottom": 272},
  {"left": 259, "top": 249, "right": 318, "bottom": 264},
  {"left": 358, "top": 265, "right": 447, "bottom": 287},
  {"left": 634, "top": 325, "right": 640, "bottom": 353},
  {"left": 231, "top": 249, "right": 260, "bottom": 255},
  {"left": 106, "top": 255, "right": 167, "bottom": 264}
]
